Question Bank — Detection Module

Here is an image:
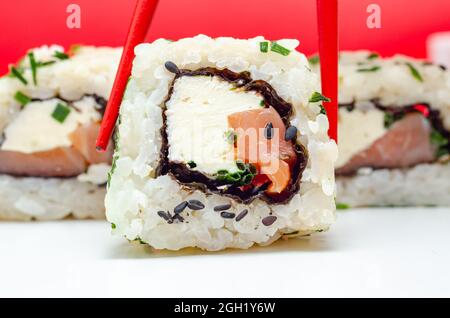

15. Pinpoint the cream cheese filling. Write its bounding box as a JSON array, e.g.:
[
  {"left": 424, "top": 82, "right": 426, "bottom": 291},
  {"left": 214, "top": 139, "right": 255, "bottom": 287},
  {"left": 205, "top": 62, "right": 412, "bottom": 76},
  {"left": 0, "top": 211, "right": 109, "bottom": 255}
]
[
  {"left": 337, "top": 107, "right": 387, "bottom": 168},
  {"left": 165, "top": 75, "right": 263, "bottom": 175},
  {"left": 1, "top": 97, "right": 101, "bottom": 154}
]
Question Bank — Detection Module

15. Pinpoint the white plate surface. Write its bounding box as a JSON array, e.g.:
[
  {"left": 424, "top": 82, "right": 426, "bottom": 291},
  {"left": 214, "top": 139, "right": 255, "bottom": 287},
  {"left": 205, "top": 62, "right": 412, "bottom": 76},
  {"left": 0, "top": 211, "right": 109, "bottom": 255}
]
[{"left": 1, "top": 208, "right": 449, "bottom": 297}]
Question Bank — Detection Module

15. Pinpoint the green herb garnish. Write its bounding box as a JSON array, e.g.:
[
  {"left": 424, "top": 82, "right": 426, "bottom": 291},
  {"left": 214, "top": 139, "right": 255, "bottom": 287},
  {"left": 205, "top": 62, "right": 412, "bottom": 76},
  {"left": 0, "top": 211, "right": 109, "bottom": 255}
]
[
  {"left": 111, "top": 223, "right": 116, "bottom": 229},
  {"left": 336, "top": 203, "right": 350, "bottom": 210},
  {"left": 28, "top": 52, "right": 38, "bottom": 85},
  {"left": 54, "top": 51, "right": 69, "bottom": 60},
  {"left": 270, "top": 42, "right": 291, "bottom": 56},
  {"left": 367, "top": 52, "right": 379, "bottom": 60},
  {"left": 259, "top": 100, "right": 265, "bottom": 107},
  {"left": 107, "top": 154, "right": 118, "bottom": 188},
  {"left": 430, "top": 129, "right": 448, "bottom": 148},
  {"left": 216, "top": 161, "right": 257, "bottom": 186},
  {"left": 187, "top": 161, "right": 197, "bottom": 168},
  {"left": 436, "top": 147, "right": 450, "bottom": 158},
  {"left": 14, "top": 91, "right": 31, "bottom": 106},
  {"left": 406, "top": 62, "right": 423, "bottom": 82},
  {"left": 357, "top": 66, "right": 381, "bottom": 72},
  {"left": 430, "top": 129, "right": 449, "bottom": 158},
  {"left": 309, "top": 92, "right": 331, "bottom": 103},
  {"left": 51, "top": 103, "right": 71, "bottom": 123},
  {"left": 10, "top": 66, "right": 28, "bottom": 85},
  {"left": 224, "top": 129, "right": 237, "bottom": 144},
  {"left": 308, "top": 55, "right": 320, "bottom": 65},
  {"left": 37, "top": 61, "right": 56, "bottom": 67},
  {"left": 383, "top": 113, "right": 395, "bottom": 128},
  {"left": 259, "top": 41, "right": 269, "bottom": 53},
  {"left": 319, "top": 105, "right": 327, "bottom": 115}
]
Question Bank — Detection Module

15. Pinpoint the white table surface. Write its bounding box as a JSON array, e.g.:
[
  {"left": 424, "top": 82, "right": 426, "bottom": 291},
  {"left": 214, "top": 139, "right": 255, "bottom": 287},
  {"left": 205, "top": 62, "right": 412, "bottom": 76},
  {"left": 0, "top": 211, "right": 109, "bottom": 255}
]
[{"left": 1, "top": 208, "right": 449, "bottom": 298}]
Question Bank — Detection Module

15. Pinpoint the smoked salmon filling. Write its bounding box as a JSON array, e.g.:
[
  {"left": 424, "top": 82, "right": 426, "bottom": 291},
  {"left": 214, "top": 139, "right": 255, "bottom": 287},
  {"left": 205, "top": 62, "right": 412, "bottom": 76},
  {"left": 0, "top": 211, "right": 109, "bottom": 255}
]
[
  {"left": 0, "top": 95, "right": 113, "bottom": 178},
  {"left": 159, "top": 64, "right": 307, "bottom": 204},
  {"left": 337, "top": 103, "right": 450, "bottom": 176}
]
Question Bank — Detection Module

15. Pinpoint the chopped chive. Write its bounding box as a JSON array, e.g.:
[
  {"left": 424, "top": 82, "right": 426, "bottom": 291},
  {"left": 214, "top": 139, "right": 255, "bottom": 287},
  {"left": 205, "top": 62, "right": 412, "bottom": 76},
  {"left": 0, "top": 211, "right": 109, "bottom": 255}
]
[
  {"left": 51, "top": 103, "right": 71, "bottom": 123},
  {"left": 259, "top": 100, "right": 265, "bottom": 107},
  {"left": 437, "top": 147, "right": 450, "bottom": 158},
  {"left": 28, "top": 52, "right": 38, "bottom": 85},
  {"left": 241, "top": 174, "right": 253, "bottom": 185},
  {"left": 10, "top": 66, "right": 28, "bottom": 85},
  {"left": 309, "top": 92, "right": 331, "bottom": 103},
  {"left": 69, "top": 44, "right": 82, "bottom": 54},
  {"left": 107, "top": 154, "right": 118, "bottom": 188},
  {"left": 224, "top": 129, "right": 237, "bottom": 144},
  {"left": 259, "top": 41, "right": 269, "bottom": 53},
  {"left": 406, "top": 62, "right": 423, "bottom": 82},
  {"left": 216, "top": 161, "right": 256, "bottom": 185},
  {"left": 236, "top": 160, "right": 246, "bottom": 171},
  {"left": 430, "top": 129, "right": 448, "bottom": 148},
  {"left": 319, "top": 105, "right": 327, "bottom": 115},
  {"left": 14, "top": 91, "right": 31, "bottom": 106},
  {"left": 54, "top": 51, "right": 69, "bottom": 60},
  {"left": 248, "top": 164, "right": 257, "bottom": 175},
  {"left": 187, "top": 161, "right": 197, "bottom": 168},
  {"left": 111, "top": 223, "right": 116, "bottom": 229},
  {"left": 38, "top": 61, "right": 56, "bottom": 67},
  {"left": 336, "top": 203, "right": 350, "bottom": 210},
  {"left": 383, "top": 113, "right": 395, "bottom": 128},
  {"left": 367, "top": 52, "right": 379, "bottom": 60},
  {"left": 270, "top": 42, "right": 291, "bottom": 56},
  {"left": 357, "top": 66, "right": 381, "bottom": 72},
  {"left": 308, "top": 55, "right": 320, "bottom": 65}
]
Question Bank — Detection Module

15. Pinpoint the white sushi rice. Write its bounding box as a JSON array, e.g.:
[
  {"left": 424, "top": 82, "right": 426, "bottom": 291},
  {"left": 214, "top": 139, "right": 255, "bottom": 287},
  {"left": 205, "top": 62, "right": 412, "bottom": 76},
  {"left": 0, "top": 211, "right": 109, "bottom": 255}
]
[
  {"left": 337, "top": 163, "right": 450, "bottom": 207},
  {"left": 331, "top": 51, "right": 450, "bottom": 207},
  {"left": 0, "top": 174, "right": 106, "bottom": 221},
  {"left": 0, "top": 45, "right": 121, "bottom": 220},
  {"left": 106, "top": 35, "right": 338, "bottom": 251}
]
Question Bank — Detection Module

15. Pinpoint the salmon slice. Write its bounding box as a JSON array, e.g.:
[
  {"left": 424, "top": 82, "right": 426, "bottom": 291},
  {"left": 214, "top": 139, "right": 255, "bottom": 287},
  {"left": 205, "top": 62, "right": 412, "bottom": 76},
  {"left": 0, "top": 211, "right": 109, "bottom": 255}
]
[
  {"left": 228, "top": 106, "right": 296, "bottom": 193},
  {"left": 260, "top": 159, "right": 291, "bottom": 193},
  {"left": 337, "top": 113, "right": 436, "bottom": 175},
  {"left": 0, "top": 147, "right": 87, "bottom": 177},
  {"left": 0, "top": 122, "right": 112, "bottom": 178},
  {"left": 70, "top": 122, "right": 113, "bottom": 165}
]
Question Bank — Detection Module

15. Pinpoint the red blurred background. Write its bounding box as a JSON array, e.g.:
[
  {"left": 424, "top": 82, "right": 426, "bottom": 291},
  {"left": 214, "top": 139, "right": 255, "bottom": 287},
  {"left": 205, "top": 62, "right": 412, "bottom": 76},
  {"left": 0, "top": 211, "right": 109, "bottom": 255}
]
[{"left": 0, "top": 0, "right": 449, "bottom": 74}]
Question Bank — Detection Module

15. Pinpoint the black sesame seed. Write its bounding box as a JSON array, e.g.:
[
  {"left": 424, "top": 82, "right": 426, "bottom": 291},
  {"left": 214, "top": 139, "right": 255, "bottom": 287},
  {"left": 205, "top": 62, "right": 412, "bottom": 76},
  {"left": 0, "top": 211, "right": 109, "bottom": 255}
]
[
  {"left": 220, "top": 212, "right": 236, "bottom": 219},
  {"left": 174, "top": 201, "right": 188, "bottom": 214},
  {"left": 164, "top": 61, "right": 180, "bottom": 74},
  {"left": 262, "top": 215, "right": 277, "bottom": 226},
  {"left": 235, "top": 209, "right": 248, "bottom": 222},
  {"left": 173, "top": 213, "right": 185, "bottom": 222},
  {"left": 214, "top": 203, "right": 232, "bottom": 211},
  {"left": 264, "top": 122, "right": 274, "bottom": 139},
  {"left": 157, "top": 211, "right": 170, "bottom": 221},
  {"left": 167, "top": 212, "right": 174, "bottom": 224},
  {"left": 284, "top": 126, "right": 297, "bottom": 141},
  {"left": 187, "top": 200, "right": 205, "bottom": 210}
]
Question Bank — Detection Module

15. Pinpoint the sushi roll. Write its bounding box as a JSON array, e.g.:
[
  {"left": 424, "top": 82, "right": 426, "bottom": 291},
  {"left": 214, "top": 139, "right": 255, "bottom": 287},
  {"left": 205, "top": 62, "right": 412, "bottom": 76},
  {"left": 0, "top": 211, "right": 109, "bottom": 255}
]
[
  {"left": 330, "top": 51, "right": 450, "bottom": 207},
  {"left": 0, "top": 45, "right": 121, "bottom": 220},
  {"left": 106, "top": 35, "right": 337, "bottom": 251}
]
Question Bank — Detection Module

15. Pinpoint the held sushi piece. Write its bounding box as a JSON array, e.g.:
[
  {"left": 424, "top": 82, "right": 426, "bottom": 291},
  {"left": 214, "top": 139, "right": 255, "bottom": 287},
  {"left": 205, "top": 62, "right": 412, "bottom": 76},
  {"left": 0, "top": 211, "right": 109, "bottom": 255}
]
[
  {"left": 106, "top": 35, "right": 337, "bottom": 251},
  {"left": 0, "top": 45, "right": 121, "bottom": 220},
  {"left": 315, "top": 51, "right": 450, "bottom": 207}
]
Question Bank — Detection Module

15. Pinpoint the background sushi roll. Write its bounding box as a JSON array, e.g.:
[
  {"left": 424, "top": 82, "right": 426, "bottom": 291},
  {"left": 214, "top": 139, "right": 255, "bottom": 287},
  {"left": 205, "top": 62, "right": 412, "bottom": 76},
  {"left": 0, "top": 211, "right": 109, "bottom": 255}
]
[
  {"left": 106, "top": 35, "right": 337, "bottom": 251},
  {"left": 0, "top": 45, "right": 121, "bottom": 220},
  {"left": 323, "top": 51, "right": 450, "bottom": 207}
]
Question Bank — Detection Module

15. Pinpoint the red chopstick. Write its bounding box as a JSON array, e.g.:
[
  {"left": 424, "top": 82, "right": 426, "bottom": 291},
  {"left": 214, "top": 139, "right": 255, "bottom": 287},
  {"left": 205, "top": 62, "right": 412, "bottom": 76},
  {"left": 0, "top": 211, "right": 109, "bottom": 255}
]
[
  {"left": 316, "top": 0, "right": 339, "bottom": 142},
  {"left": 96, "top": 0, "right": 159, "bottom": 151}
]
